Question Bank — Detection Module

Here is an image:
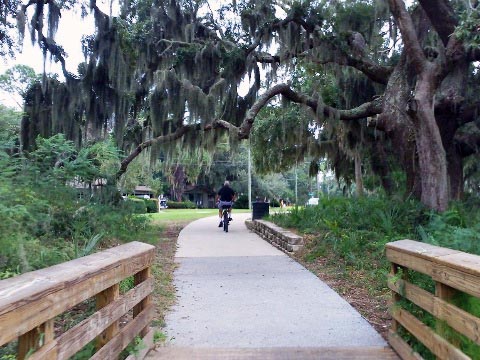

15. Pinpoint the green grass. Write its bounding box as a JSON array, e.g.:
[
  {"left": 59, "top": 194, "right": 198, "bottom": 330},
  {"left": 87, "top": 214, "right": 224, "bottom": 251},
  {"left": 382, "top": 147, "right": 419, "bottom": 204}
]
[{"left": 147, "top": 208, "right": 250, "bottom": 225}]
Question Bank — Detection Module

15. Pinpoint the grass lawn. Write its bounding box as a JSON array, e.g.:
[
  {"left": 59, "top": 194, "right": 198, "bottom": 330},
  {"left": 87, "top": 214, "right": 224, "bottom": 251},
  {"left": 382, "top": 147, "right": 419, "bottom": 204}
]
[{"left": 147, "top": 208, "right": 251, "bottom": 226}]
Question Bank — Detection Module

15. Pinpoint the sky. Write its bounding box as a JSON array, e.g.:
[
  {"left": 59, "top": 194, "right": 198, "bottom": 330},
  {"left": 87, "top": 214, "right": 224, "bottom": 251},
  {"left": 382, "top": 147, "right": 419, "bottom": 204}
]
[
  {"left": 0, "top": 1, "right": 257, "bottom": 109},
  {"left": 0, "top": 2, "right": 112, "bottom": 108}
]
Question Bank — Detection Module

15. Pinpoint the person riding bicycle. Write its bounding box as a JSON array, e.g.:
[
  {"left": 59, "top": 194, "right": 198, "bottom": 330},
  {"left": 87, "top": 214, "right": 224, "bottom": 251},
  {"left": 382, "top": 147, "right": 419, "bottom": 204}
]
[{"left": 216, "top": 180, "right": 236, "bottom": 227}]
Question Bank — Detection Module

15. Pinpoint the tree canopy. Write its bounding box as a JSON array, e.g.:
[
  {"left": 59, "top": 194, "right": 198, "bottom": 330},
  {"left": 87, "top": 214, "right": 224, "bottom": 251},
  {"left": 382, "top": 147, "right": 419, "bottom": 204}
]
[{"left": 2, "top": 0, "right": 480, "bottom": 211}]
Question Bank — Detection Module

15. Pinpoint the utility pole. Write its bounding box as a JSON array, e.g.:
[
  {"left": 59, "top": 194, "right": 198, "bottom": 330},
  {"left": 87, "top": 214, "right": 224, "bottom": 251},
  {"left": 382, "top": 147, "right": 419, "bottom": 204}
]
[
  {"left": 248, "top": 144, "right": 252, "bottom": 210},
  {"left": 295, "top": 162, "right": 298, "bottom": 205}
]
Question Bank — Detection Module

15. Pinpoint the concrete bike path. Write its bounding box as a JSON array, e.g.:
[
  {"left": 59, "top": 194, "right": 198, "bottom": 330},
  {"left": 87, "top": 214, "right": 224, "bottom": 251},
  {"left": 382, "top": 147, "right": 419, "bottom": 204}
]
[{"left": 152, "top": 213, "right": 391, "bottom": 357}]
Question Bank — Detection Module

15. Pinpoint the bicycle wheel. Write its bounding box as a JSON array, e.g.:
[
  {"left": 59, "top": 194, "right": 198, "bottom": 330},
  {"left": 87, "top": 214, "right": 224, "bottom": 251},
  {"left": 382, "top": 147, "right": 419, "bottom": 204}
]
[{"left": 223, "top": 209, "right": 229, "bottom": 232}]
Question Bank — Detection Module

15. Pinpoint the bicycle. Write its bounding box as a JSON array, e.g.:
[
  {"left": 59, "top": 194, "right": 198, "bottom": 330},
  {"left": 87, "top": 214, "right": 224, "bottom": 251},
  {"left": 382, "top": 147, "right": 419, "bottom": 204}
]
[{"left": 219, "top": 202, "right": 233, "bottom": 232}]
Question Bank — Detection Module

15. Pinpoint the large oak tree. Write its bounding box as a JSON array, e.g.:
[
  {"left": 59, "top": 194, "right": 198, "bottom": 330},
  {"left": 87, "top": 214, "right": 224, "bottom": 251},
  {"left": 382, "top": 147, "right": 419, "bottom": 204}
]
[{"left": 8, "top": 0, "right": 480, "bottom": 211}]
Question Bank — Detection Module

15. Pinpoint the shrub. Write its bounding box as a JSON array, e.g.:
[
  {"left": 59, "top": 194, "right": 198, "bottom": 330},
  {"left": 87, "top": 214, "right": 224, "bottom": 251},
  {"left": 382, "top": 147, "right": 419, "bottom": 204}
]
[
  {"left": 145, "top": 198, "right": 158, "bottom": 213},
  {"left": 166, "top": 200, "right": 196, "bottom": 209},
  {"left": 234, "top": 194, "right": 249, "bottom": 209},
  {"left": 269, "top": 199, "right": 280, "bottom": 207},
  {"left": 124, "top": 197, "right": 147, "bottom": 214}
]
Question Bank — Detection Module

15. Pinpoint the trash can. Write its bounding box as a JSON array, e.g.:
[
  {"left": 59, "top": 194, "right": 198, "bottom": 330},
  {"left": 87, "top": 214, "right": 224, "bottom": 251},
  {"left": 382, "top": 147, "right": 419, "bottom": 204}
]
[{"left": 252, "top": 201, "right": 269, "bottom": 220}]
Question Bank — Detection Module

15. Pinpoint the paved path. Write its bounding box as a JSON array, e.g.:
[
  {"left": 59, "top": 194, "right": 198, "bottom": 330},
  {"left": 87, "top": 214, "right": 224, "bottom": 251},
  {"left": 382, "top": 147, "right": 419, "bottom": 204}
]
[{"left": 148, "top": 213, "right": 395, "bottom": 358}]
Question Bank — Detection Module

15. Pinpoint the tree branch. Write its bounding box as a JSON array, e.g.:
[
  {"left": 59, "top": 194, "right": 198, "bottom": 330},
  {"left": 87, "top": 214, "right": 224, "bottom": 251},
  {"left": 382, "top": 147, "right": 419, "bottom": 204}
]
[
  {"left": 238, "top": 84, "right": 383, "bottom": 139},
  {"left": 418, "top": 0, "right": 458, "bottom": 46},
  {"left": 116, "top": 119, "right": 241, "bottom": 179},
  {"left": 116, "top": 125, "right": 191, "bottom": 179},
  {"left": 388, "top": 0, "right": 428, "bottom": 73},
  {"left": 254, "top": 42, "right": 393, "bottom": 85},
  {"left": 310, "top": 53, "right": 393, "bottom": 85}
]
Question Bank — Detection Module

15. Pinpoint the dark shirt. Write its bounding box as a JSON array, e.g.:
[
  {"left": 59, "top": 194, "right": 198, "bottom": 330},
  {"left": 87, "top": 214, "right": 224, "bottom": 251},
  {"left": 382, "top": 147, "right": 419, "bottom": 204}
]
[{"left": 218, "top": 185, "right": 235, "bottom": 202}]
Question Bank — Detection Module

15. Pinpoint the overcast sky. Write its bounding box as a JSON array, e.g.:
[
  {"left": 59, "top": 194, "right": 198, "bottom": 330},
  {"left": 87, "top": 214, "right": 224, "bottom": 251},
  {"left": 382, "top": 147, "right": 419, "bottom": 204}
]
[{"left": 0, "top": 2, "right": 112, "bottom": 108}]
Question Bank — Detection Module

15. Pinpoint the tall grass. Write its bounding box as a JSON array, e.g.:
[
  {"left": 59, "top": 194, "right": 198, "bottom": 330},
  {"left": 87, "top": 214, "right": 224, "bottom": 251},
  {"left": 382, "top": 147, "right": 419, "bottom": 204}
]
[
  {"left": 272, "top": 196, "right": 424, "bottom": 273},
  {"left": 271, "top": 195, "right": 480, "bottom": 358}
]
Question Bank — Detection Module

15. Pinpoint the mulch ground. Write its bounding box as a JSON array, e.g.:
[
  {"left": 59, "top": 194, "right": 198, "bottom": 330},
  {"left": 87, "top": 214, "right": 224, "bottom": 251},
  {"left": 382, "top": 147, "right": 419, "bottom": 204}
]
[{"left": 290, "top": 249, "right": 392, "bottom": 340}]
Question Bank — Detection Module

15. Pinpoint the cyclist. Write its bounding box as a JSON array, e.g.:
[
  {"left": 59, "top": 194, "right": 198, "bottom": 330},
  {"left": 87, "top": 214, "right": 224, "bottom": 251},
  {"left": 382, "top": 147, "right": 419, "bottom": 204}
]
[{"left": 216, "top": 180, "right": 236, "bottom": 227}]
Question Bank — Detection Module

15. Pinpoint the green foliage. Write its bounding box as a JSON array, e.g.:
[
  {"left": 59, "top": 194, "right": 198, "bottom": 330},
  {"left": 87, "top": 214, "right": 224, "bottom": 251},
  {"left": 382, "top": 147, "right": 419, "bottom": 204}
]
[
  {"left": 0, "top": 134, "right": 151, "bottom": 276},
  {"left": 120, "top": 276, "right": 135, "bottom": 294},
  {"left": 153, "top": 330, "right": 167, "bottom": 344},
  {"left": 271, "top": 196, "right": 425, "bottom": 287},
  {"left": 70, "top": 341, "right": 95, "bottom": 360},
  {"left": 122, "top": 336, "right": 146, "bottom": 358},
  {"left": 417, "top": 203, "right": 480, "bottom": 255},
  {"left": 454, "top": 9, "right": 480, "bottom": 49},
  {"left": 273, "top": 195, "right": 480, "bottom": 358},
  {"left": 235, "top": 194, "right": 249, "bottom": 209},
  {"left": 0, "top": 65, "right": 41, "bottom": 107},
  {"left": 166, "top": 200, "right": 196, "bottom": 209},
  {"left": 124, "top": 197, "right": 148, "bottom": 213},
  {"left": 145, "top": 198, "right": 159, "bottom": 213},
  {"left": 0, "top": 104, "right": 21, "bottom": 150},
  {"left": 74, "top": 233, "right": 104, "bottom": 258}
]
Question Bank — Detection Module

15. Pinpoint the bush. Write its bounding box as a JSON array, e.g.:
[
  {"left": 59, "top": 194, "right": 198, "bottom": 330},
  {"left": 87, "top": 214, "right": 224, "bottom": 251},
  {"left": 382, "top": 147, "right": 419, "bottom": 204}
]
[
  {"left": 269, "top": 199, "right": 280, "bottom": 207},
  {"left": 166, "top": 200, "right": 196, "bottom": 209},
  {"left": 234, "top": 194, "right": 249, "bottom": 209},
  {"left": 124, "top": 197, "right": 147, "bottom": 214},
  {"left": 145, "top": 198, "right": 158, "bottom": 213}
]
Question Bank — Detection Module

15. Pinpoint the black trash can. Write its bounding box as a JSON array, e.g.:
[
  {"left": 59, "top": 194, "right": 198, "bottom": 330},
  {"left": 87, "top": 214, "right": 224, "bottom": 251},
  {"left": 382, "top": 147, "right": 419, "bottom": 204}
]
[{"left": 252, "top": 201, "right": 269, "bottom": 220}]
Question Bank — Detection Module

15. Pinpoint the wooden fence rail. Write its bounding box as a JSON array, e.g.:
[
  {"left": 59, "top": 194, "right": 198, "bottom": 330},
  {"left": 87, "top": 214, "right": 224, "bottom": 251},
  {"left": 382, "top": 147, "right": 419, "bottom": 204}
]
[
  {"left": 386, "top": 239, "right": 480, "bottom": 360},
  {"left": 0, "top": 241, "right": 156, "bottom": 360}
]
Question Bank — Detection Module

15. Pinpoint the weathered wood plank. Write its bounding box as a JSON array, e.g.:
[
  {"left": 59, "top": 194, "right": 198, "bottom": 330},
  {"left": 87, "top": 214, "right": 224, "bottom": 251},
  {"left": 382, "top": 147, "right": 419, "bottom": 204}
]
[
  {"left": 434, "top": 252, "right": 480, "bottom": 277},
  {"left": 91, "top": 304, "right": 154, "bottom": 360},
  {"left": 391, "top": 308, "right": 470, "bottom": 360},
  {"left": 124, "top": 327, "right": 156, "bottom": 360},
  {"left": 146, "top": 346, "right": 400, "bottom": 360},
  {"left": 389, "top": 277, "right": 480, "bottom": 346},
  {"left": 134, "top": 267, "right": 152, "bottom": 338},
  {"left": 27, "top": 278, "right": 153, "bottom": 360},
  {"left": 0, "top": 242, "right": 154, "bottom": 346},
  {"left": 432, "top": 291, "right": 480, "bottom": 346},
  {"left": 388, "top": 276, "right": 435, "bottom": 314},
  {"left": 0, "top": 242, "right": 154, "bottom": 311},
  {"left": 388, "top": 330, "right": 423, "bottom": 360},
  {"left": 431, "top": 264, "right": 480, "bottom": 299},
  {"left": 387, "top": 240, "right": 480, "bottom": 296},
  {"left": 18, "top": 319, "right": 55, "bottom": 360},
  {"left": 385, "top": 240, "right": 462, "bottom": 260},
  {"left": 386, "top": 248, "right": 434, "bottom": 277},
  {"left": 95, "top": 283, "right": 120, "bottom": 350}
]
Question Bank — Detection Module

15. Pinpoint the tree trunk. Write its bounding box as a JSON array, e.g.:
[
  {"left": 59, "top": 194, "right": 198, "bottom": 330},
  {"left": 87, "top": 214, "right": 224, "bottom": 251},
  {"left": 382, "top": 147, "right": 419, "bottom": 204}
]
[
  {"left": 374, "top": 50, "right": 421, "bottom": 199},
  {"left": 388, "top": 0, "right": 450, "bottom": 211},
  {"left": 412, "top": 70, "right": 449, "bottom": 211},
  {"left": 354, "top": 151, "right": 364, "bottom": 197},
  {"left": 447, "top": 146, "right": 464, "bottom": 200},
  {"left": 435, "top": 60, "right": 469, "bottom": 201},
  {"left": 171, "top": 165, "right": 186, "bottom": 202}
]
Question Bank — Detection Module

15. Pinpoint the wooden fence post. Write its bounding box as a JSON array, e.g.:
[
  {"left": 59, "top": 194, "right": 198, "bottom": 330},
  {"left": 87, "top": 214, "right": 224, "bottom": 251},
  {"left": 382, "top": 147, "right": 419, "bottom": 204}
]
[
  {"left": 435, "top": 281, "right": 458, "bottom": 348},
  {"left": 96, "top": 283, "right": 120, "bottom": 350},
  {"left": 390, "top": 263, "right": 403, "bottom": 333},
  {"left": 133, "top": 267, "right": 152, "bottom": 337},
  {"left": 18, "top": 319, "right": 55, "bottom": 360}
]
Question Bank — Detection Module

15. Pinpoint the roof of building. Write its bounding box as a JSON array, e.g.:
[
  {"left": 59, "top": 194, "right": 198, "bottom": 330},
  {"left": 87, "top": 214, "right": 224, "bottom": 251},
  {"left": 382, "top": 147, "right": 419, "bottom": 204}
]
[{"left": 134, "top": 185, "right": 153, "bottom": 193}]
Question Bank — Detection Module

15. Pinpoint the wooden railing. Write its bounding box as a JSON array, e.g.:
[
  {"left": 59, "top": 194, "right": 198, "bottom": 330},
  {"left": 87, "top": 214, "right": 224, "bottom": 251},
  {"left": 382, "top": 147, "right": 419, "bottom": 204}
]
[
  {"left": 0, "top": 241, "right": 156, "bottom": 360},
  {"left": 386, "top": 239, "right": 480, "bottom": 360}
]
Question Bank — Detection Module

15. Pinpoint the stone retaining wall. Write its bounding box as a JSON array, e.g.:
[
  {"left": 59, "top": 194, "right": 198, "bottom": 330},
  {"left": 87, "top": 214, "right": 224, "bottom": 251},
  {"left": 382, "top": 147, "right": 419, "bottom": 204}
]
[{"left": 245, "top": 219, "right": 304, "bottom": 253}]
